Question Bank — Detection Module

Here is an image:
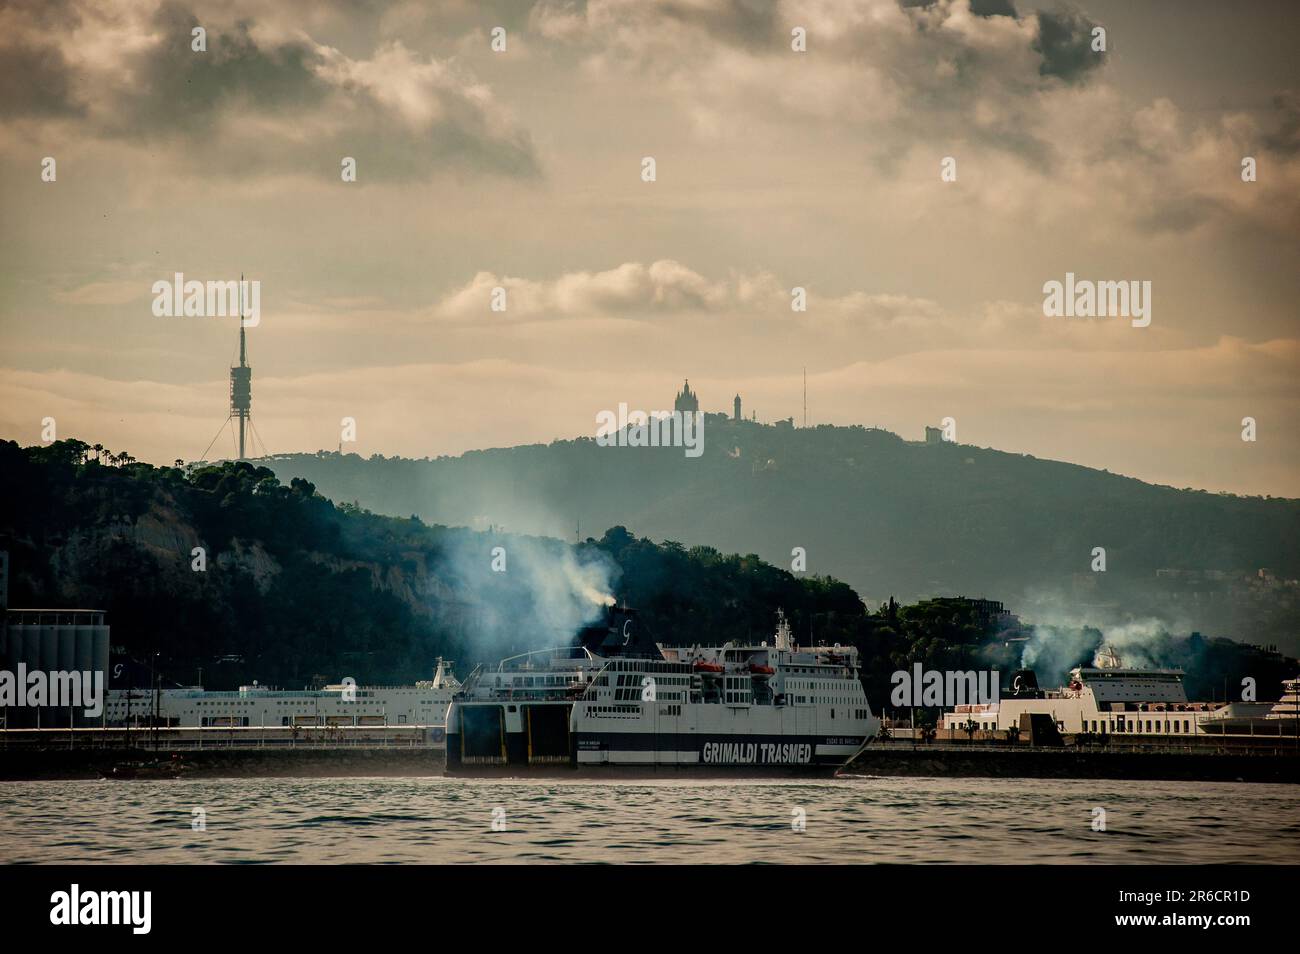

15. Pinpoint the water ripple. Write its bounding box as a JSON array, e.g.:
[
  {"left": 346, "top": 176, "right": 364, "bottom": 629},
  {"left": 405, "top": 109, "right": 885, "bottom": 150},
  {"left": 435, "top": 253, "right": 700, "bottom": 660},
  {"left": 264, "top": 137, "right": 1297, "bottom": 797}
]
[{"left": 0, "top": 776, "right": 1296, "bottom": 864}]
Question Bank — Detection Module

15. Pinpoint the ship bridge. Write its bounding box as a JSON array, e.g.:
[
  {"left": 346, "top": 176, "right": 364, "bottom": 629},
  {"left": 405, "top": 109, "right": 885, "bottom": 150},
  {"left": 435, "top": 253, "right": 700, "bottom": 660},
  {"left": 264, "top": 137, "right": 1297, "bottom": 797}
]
[{"left": 1076, "top": 667, "right": 1188, "bottom": 705}]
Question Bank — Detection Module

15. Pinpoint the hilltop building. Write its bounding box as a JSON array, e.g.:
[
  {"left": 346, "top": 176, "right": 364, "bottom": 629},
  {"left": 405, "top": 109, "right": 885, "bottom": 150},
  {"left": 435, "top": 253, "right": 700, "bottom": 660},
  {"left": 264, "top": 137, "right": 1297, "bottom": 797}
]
[
  {"left": 665, "top": 379, "right": 757, "bottom": 425},
  {"left": 674, "top": 380, "right": 700, "bottom": 414}
]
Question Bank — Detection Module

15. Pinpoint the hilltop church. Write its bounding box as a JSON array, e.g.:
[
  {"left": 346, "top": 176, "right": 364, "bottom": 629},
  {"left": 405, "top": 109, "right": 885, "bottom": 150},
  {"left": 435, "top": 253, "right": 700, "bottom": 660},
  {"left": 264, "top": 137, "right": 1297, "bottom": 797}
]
[{"left": 673, "top": 379, "right": 745, "bottom": 422}]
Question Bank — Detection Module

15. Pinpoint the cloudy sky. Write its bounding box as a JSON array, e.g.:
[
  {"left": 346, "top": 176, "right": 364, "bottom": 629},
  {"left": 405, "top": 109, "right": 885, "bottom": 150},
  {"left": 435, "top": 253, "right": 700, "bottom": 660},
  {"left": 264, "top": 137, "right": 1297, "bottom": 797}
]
[{"left": 2, "top": 0, "right": 1297, "bottom": 496}]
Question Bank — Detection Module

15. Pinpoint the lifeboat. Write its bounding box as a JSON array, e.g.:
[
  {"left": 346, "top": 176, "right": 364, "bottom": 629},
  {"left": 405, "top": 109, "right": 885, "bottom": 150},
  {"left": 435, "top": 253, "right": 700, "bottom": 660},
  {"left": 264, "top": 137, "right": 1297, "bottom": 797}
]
[
  {"left": 693, "top": 660, "right": 725, "bottom": 674},
  {"left": 748, "top": 662, "right": 776, "bottom": 675}
]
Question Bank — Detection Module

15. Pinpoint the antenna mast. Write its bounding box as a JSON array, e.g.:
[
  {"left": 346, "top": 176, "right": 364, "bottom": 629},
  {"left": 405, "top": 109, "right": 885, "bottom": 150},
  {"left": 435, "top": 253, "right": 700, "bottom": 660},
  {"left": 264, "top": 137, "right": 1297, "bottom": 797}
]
[{"left": 229, "top": 274, "right": 253, "bottom": 460}]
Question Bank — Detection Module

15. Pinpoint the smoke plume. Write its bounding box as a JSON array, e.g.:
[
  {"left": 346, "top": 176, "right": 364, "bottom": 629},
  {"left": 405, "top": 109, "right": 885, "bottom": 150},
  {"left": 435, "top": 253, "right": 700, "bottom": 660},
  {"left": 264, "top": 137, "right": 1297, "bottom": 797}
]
[
  {"left": 1019, "top": 613, "right": 1192, "bottom": 687},
  {"left": 430, "top": 527, "right": 620, "bottom": 662}
]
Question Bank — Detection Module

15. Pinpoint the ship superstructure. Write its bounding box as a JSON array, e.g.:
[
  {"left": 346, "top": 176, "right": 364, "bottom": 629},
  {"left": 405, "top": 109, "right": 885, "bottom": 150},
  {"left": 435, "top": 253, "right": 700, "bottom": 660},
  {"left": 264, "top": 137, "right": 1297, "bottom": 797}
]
[
  {"left": 102, "top": 658, "right": 460, "bottom": 731},
  {"left": 446, "top": 608, "right": 879, "bottom": 773},
  {"left": 1266, "top": 676, "right": 1300, "bottom": 723},
  {"left": 941, "top": 647, "right": 1298, "bottom": 738}
]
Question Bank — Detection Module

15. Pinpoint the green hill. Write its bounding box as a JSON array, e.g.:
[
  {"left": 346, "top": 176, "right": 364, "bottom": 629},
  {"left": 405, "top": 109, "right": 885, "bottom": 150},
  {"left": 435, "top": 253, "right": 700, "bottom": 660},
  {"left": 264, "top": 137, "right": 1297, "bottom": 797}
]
[
  {"left": 260, "top": 419, "right": 1300, "bottom": 654},
  {"left": 0, "top": 439, "right": 864, "bottom": 690},
  {"left": 2, "top": 438, "right": 1293, "bottom": 706}
]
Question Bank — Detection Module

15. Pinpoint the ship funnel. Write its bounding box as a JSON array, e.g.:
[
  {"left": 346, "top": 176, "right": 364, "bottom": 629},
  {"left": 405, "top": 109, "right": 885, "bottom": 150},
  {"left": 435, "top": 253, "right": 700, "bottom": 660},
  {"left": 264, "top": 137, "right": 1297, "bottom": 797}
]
[
  {"left": 1007, "top": 669, "right": 1042, "bottom": 698},
  {"left": 576, "top": 605, "right": 656, "bottom": 657}
]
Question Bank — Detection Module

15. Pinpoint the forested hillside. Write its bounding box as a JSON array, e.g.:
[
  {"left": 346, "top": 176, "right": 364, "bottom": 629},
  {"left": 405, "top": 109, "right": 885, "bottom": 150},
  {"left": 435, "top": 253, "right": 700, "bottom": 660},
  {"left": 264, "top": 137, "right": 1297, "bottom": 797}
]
[
  {"left": 5, "top": 440, "right": 1296, "bottom": 704},
  {"left": 261, "top": 420, "right": 1300, "bottom": 653}
]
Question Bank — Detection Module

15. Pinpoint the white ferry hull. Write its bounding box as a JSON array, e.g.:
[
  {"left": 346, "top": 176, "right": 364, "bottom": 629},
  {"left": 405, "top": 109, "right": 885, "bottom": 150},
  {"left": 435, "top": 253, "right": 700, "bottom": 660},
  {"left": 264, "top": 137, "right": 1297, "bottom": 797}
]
[
  {"left": 575, "top": 700, "right": 873, "bottom": 768},
  {"left": 445, "top": 699, "right": 876, "bottom": 774}
]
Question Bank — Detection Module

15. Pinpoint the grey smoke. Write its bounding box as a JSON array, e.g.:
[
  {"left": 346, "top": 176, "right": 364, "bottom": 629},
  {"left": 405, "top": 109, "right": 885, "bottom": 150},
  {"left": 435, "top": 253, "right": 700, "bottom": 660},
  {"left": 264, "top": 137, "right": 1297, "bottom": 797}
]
[
  {"left": 1017, "top": 597, "right": 1196, "bottom": 686},
  {"left": 1021, "top": 616, "right": 1186, "bottom": 684},
  {"left": 1019, "top": 619, "right": 1103, "bottom": 686},
  {"left": 431, "top": 527, "right": 620, "bottom": 661}
]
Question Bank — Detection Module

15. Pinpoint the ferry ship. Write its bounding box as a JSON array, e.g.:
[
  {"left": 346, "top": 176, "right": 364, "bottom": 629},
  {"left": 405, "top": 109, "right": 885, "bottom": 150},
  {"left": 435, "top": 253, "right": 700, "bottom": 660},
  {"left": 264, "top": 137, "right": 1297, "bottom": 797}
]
[
  {"left": 1199, "top": 675, "right": 1300, "bottom": 736},
  {"left": 940, "top": 646, "right": 1300, "bottom": 739},
  {"left": 101, "top": 658, "right": 460, "bottom": 735},
  {"left": 445, "top": 607, "right": 880, "bottom": 774}
]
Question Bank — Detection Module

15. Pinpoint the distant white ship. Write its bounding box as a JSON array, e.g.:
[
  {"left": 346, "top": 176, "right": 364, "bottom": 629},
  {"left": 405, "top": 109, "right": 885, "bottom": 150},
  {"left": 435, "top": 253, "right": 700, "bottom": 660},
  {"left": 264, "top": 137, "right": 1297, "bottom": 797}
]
[
  {"left": 941, "top": 645, "right": 1298, "bottom": 738},
  {"left": 102, "top": 658, "right": 460, "bottom": 733},
  {"left": 1200, "top": 674, "right": 1300, "bottom": 736},
  {"left": 446, "top": 608, "right": 879, "bottom": 773}
]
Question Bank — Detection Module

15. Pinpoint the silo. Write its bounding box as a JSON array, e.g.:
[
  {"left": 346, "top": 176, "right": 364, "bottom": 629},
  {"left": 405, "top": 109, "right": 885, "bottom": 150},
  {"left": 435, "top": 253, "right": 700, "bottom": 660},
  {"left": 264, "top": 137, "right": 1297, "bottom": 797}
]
[
  {"left": 75, "top": 619, "right": 93, "bottom": 674},
  {"left": 4, "top": 623, "right": 20, "bottom": 668},
  {"left": 18, "top": 623, "right": 41, "bottom": 674},
  {"left": 58, "top": 624, "right": 76, "bottom": 672},
  {"left": 13, "top": 624, "right": 40, "bottom": 727},
  {"left": 40, "top": 621, "right": 59, "bottom": 672},
  {"left": 91, "top": 620, "right": 110, "bottom": 681},
  {"left": 39, "top": 621, "right": 62, "bottom": 726}
]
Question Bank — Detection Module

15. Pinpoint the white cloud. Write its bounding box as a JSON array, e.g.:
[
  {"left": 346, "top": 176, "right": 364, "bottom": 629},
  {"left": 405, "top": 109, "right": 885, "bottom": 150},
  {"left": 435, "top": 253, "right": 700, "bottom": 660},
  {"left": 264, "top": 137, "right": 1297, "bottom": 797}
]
[{"left": 434, "top": 260, "right": 742, "bottom": 321}]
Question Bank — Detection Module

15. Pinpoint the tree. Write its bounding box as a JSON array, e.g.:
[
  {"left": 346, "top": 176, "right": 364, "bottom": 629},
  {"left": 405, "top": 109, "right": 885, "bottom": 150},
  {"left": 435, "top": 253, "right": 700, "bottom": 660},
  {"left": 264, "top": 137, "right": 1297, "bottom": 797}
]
[{"left": 62, "top": 439, "right": 90, "bottom": 465}]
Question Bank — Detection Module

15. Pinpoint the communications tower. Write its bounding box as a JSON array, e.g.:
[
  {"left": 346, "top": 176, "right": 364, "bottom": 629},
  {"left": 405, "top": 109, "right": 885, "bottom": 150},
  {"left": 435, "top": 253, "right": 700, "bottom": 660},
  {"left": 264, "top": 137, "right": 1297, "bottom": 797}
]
[
  {"left": 199, "top": 276, "right": 259, "bottom": 463},
  {"left": 229, "top": 282, "right": 252, "bottom": 459}
]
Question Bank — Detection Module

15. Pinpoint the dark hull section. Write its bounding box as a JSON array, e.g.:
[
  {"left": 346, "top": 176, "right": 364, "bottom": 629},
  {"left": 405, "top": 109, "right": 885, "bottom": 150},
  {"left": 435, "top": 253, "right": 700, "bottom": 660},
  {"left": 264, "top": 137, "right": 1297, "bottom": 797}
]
[
  {"left": 457, "top": 704, "right": 506, "bottom": 765},
  {"left": 442, "top": 755, "right": 841, "bottom": 779},
  {"left": 447, "top": 708, "right": 860, "bottom": 776},
  {"left": 576, "top": 732, "right": 860, "bottom": 769},
  {"left": 525, "top": 704, "right": 573, "bottom": 764},
  {"left": 446, "top": 702, "right": 576, "bottom": 773}
]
